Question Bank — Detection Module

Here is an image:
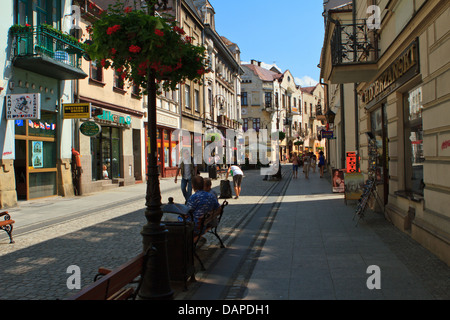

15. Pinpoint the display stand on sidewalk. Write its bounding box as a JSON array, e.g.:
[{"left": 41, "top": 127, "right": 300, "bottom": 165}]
[{"left": 353, "top": 135, "right": 384, "bottom": 225}]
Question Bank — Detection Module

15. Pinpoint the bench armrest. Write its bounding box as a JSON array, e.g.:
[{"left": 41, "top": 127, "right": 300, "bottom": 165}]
[{"left": 0, "top": 211, "right": 12, "bottom": 220}]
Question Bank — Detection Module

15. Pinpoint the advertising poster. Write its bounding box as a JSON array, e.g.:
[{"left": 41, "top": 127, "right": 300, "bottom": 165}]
[
  {"left": 32, "top": 141, "right": 43, "bottom": 168},
  {"left": 6, "top": 93, "right": 41, "bottom": 120},
  {"left": 344, "top": 172, "right": 365, "bottom": 200},
  {"left": 332, "top": 169, "right": 345, "bottom": 193}
]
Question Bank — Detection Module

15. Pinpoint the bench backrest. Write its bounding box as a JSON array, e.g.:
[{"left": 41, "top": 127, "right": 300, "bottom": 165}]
[{"left": 68, "top": 253, "right": 144, "bottom": 300}]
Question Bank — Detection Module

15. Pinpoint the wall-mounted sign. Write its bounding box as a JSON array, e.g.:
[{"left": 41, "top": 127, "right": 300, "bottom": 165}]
[
  {"left": 80, "top": 121, "right": 101, "bottom": 137},
  {"left": 63, "top": 103, "right": 91, "bottom": 119},
  {"left": 6, "top": 93, "right": 41, "bottom": 120},
  {"left": 361, "top": 39, "right": 419, "bottom": 109},
  {"left": 346, "top": 151, "right": 358, "bottom": 173},
  {"left": 31, "top": 141, "right": 43, "bottom": 168},
  {"left": 321, "top": 130, "right": 334, "bottom": 139},
  {"left": 96, "top": 110, "right": 132, "bottom": 127}
]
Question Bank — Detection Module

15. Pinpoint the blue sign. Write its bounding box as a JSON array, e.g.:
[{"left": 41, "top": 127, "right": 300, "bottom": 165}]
[{"left": 321, "top": 130, "right": 334, "bottom": 139}]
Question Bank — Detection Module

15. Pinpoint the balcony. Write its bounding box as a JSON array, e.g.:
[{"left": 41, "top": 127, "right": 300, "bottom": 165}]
[
  {"left": 329, "top": 20, "right": 378, "bottom": 83},
  {"left": 10, "top": 25, "right": 88, "bottom": 80}
]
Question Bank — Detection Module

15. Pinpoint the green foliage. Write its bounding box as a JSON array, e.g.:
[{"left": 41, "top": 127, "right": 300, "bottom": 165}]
[{"left": 86, "top": 1, "right": 209, "bottom": 94}]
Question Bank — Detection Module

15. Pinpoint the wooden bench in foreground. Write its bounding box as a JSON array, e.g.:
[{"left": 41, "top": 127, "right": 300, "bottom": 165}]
[{"left": 0, "top": 211, "right": 15, "bottom": 244}]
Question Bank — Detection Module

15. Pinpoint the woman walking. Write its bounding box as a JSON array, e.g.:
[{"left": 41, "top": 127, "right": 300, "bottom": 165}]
[
  {"left": 303, "top": 152, "right": 310, "bottom": 179},
  {"left": 318, "top": 151, "right": 326, "bottom": 178},
  {"left": 291, "top": 153, "right": 300, "bottom": 179}
]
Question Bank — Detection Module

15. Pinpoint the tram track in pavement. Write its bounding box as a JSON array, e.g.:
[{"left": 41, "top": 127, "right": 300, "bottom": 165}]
[{"left": 178, "top": 166, "right": 293, "bottom": 300}]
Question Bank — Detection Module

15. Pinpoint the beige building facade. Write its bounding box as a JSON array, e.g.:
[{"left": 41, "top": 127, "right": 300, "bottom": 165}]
[{"left": 320, "top": 0, "right": 450, "bottom": 265}]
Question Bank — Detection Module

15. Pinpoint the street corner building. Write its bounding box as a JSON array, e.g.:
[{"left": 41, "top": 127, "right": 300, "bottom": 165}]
[
  {"left": 0, "top": 0, "right": 89, "bottom": 207},
  {"left": 320, "top": 0, "right": 450, "bottom": 266}
]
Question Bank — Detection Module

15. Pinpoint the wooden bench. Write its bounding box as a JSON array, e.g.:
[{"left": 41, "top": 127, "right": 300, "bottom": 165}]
[
  {"left": 0, "top": 211, "right": 15, "bottom": 244},
  {"left": 68, "top": 252, "right": 145, "bottom": 300}
]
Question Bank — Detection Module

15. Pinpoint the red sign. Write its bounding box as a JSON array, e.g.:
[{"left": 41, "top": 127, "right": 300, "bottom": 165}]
[{"left": 346, "top": 151, "right": 357, "bottom": 173}]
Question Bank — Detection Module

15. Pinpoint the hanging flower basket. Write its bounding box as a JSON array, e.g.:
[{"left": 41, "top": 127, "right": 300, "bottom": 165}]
[{"left": 86, "top": 1, "right": 209, "bottom": 94}]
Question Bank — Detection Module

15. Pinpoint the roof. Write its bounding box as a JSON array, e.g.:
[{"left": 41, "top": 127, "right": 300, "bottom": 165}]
[
  {"left": 300, "top": 86, "right": 316, "bottom": 95},
  {"left": 243, "top": 64, "right": 281, "bottom": 82}
]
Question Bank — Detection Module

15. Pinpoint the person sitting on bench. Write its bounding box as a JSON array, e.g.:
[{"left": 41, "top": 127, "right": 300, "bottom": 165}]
[{"left": 184, "top": 175, "right": 219, "bottom": 234}]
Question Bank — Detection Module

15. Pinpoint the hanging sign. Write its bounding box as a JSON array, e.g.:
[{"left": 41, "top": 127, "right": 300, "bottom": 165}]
[
  {"left": 63, "top": 103, "right": 91, "bottom": 119},
  {"left": 6, "top": 93, "right": 41, "bottom": 120},
  {"left": 321, "top": 130, "right": 334, "bottom": 139},
  {"left": 80, "top": 121, "right": 101, "bottom": 137}
]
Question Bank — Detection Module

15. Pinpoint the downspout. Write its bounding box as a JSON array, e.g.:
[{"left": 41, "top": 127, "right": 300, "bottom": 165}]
[{"left": 352, "top": 0, "right": 359, "bottom": 170}]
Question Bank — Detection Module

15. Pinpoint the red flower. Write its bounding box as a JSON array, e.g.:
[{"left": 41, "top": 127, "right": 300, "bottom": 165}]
[
  {"left": 116, "top": 67, "right": 123, "bottom": 73},
  {"left": 173, "top": 26, "right": 185, "bottom": 35},
  {"left": 111, "top": 48, "right": 117, "bottom": 55},
  {"left": 197, "top": 68, "right": 205, "bottom": 75},
  {"left": 185, "top": 36, "right": 192, "bottom": 43},
  {"left": 124, "top": 6, "right": 132, "bottom": 13},
  {"left": 129, "top": 45, "right": 141, "bottom": 53},
  {"left": 154, "top": 29, "right": 164, "bottom": 37},
  {"left": 25, "top": 23, "right": 31, "bottom": 27},
  {"left": 100, "top": 59, "right": 106, "bottom": 67},
  {"left": 107, "top": 24, "right": 121, "bottom": 35},
  {"left": 121, "top": 72, "right": 127, "bottom": 80}
]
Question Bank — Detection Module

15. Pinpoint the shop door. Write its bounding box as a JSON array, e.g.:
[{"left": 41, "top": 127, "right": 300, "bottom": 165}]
[
  {"left": 13, "top": 112, "right": 58, "bottom": 200},
  {"left": 133, "top": 129, "right": 142, "bottom": 181}
]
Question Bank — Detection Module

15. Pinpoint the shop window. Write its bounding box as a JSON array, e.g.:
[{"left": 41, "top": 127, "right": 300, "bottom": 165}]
[
  {"left": 91, "top": 126, "right": 122, "bottom": 180},
  {"left": 370, "top": 106, "right": 387, "bottom": 184},
  {"left": 404, "top": 86, "right": 424, "bottom": 194}
]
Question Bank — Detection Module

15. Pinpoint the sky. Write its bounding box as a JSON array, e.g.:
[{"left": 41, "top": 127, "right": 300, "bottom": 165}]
[{"left": 209, "top": 0, "right": 325, "bottom": 87}]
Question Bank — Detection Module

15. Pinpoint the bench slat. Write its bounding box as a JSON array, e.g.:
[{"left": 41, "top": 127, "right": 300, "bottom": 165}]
[{"left": 69, "top": 252, "right": 144, "bottom": 300}]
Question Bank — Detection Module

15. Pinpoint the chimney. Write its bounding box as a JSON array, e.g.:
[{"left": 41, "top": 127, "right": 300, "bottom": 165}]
[{"left": 251, "top": 59, "right": 260, "bottom": 66}]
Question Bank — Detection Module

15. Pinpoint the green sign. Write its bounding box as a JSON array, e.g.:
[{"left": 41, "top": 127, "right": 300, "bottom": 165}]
[{"left": 80, "top": 121, "right": 101, "bottom": 137}]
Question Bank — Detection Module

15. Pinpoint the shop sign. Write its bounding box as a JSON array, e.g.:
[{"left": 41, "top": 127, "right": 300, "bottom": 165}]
[
  {"left": 96, "top": 110, "right": 132, "bottom": 127},
  {"left": 361, "top": 39, "right": 419, "bottom": 108},
  {"left": 321, "top": 130, "right": 334, "bottom": 139},
  {"left": 63, "top": 103, "right": 91, "bottom": 119},
  {"left": 5, "top": 93, "right": 41, "bottom": 120},
  {"left": 346, "top": 151, "right": 358, "bottom": 173},
  {"left": 80, "top": 121, "right": 101, "bottom": 137}
]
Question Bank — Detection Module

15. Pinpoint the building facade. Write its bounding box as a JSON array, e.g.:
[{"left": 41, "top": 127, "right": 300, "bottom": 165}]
[
  {"left": 1, "top": 0, "right": 86, "bottom": 207},
  {"left": 320, "top": 0, "right": 450, "bottom": 265},
  {"left": 74, "top": 0, "right": 145, "bottom": 194}
]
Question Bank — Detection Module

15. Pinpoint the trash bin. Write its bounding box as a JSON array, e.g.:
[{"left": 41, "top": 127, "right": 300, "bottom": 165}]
[{"left": 162, "top": 197, "right": 195, "bottom": 290}]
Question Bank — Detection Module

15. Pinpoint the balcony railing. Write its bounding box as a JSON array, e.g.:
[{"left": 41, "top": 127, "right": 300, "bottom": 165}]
[
  {"left": 10, "top": 24, "right": 87, "bottom": 80},
  {"left": 330, "top": 19, "right": 377, "bottom": 66}
]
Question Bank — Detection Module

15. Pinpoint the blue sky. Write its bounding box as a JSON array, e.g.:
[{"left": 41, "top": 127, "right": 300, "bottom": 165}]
[{"left": 209, "top": 0, "right": 325, "bottom": 87}]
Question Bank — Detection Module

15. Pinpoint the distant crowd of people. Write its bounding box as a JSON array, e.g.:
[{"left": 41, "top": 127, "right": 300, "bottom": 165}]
[{"left": 290, "top": 150, "right": 326, "bottom": 179}]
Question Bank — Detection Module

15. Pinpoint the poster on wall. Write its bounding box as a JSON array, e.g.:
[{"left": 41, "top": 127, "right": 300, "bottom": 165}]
[
  {"left": 332, "top": 169, "right": 345, "bottom": 193},
  {"left": 6, "top": 93, "right": 41, "bottom": 120},
  {"left": 32, "top": 141, "right": 43, "bottom": 168}
]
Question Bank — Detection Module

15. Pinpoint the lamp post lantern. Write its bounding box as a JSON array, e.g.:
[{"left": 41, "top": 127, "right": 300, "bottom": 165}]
[{"left": 138, "top": 0, "right": 173, "bottom": 300}]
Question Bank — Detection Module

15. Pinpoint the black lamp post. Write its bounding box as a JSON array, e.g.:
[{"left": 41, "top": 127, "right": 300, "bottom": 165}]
[{"left": 138, "top": 0, "right": 173, "bottom": 300}]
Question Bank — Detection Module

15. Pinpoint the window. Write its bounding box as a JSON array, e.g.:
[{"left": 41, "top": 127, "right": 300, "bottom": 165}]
[
  {"left": 36, "top": 0, "right": 49, "bottom": 25},
  {"left": 241, "top": 92, "right": 248, "bottom": 106},
  {"left": 265, "top": 92, "right": 272, "bottom": 108},
  {"left": 114, "top": 70, "right": 124, "bottom": 90},
  {"left": 243, "top": 118, "right": 248, "bottom": 132},
  {"left": 185, "top": 84, "right": 191, "bottom": 109},
  {"left": 90, "top": 60, "right": 103, "bottom": 82},
  {"left": 194, "top": 89, "right": 200, "bottom": 112},
  {"left": 17, "top": 0, "right": 30, "bottom": 25},
  {"left": 253, "top": 118, "right": 260, "bottom": 132},
  {"left": 304, "top": 102, "right": 307, "bottom": 114},
  {"left": 404, "top": 86, "right": 424, "bottom": 194}
]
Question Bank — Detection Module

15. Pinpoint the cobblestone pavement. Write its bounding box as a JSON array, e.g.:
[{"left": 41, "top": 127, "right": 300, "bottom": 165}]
[{"left": 0, "top": 166, "right": 277, "bottom": 300}]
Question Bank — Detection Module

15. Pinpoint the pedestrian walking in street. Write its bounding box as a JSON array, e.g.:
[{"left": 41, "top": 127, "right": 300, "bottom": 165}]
[
  {"left": 226, "top": 164, "right": 244, "bottom": 199},
  {"left": 175, "top": 148, "right": 197, "bottom": 203},
  {"left": 303, "top": 152, "right": 310, "bottom": 179},
  {"left": 311, "top": 153, "right": 317, "bottom": 173},
  {"left": 318, "top": 151, "right": 326, "bottom": 178},
  {"left": 291, "top": 152, "right": 300, "bottom": 179}
]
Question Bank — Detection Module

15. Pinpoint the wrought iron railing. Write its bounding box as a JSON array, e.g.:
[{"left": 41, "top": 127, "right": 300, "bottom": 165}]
[
  {"left": 10, "top": 25, "right": 86, "bottom": 69},
  {"left": 330, "top": 19, "right": 377, "bottom": 65}
]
